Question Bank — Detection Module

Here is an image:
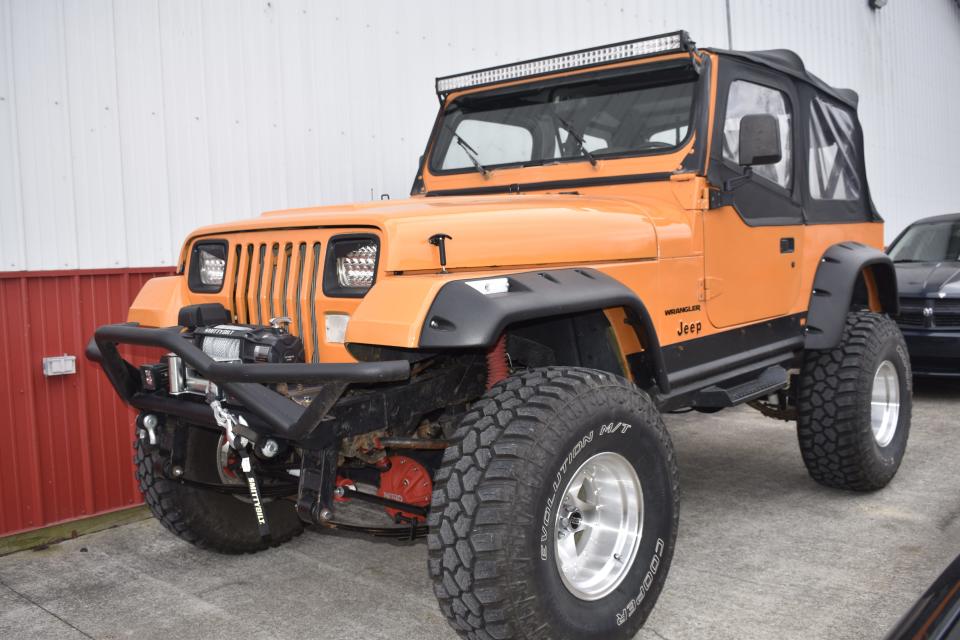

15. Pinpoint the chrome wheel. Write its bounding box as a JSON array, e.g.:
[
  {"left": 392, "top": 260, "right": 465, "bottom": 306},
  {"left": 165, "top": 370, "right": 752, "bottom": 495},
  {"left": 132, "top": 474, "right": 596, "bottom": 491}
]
[
  {"left": 871, "top": 360, "right": 900, "bottom": 447},
  {"left": 554, "top": 451, "right": 643, "bottom": 601}
]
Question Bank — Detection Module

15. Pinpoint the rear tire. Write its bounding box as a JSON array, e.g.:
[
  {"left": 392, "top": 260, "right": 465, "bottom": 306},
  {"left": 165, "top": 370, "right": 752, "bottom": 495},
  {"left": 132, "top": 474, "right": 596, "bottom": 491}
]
[
  {"left": 797, "top": 311, "right": 912, "bottom": 491},
  {"left": 135, "top": 424, "right": 303, "bottom": 554},
  {"left": 427, "top": 367, "right": 679, "bottom": 640}
]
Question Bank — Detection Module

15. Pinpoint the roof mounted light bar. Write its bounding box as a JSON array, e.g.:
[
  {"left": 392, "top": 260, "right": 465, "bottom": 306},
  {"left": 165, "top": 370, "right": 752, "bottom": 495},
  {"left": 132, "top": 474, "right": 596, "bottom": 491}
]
[{"left": 436, "top": 30, "right": 692, "bottom": 96}]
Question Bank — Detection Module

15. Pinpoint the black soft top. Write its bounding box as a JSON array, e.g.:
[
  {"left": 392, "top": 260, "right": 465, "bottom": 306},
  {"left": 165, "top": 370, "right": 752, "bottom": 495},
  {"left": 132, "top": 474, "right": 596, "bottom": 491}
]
[{"left": 708, "top": 48, "right": 859, "bottom": 109}]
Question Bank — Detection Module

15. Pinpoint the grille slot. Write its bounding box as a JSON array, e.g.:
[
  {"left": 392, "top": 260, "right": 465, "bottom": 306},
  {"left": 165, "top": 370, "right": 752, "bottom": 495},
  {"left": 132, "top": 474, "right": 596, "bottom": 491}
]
[
  {"left": 230, "top": 244, "right": 242, "bottom": 321},
  {"left": 267, "top": 242, "right": 280, "bottom": 320},
  {"left": 294, "top": 243, "right": 307, "bottom": 347},
  {"left": 254, "top": 244, "right": 267, "bottom": 324},
  {"left": 309, "top": 242, "right": 322, "bottom": 363},
  {"left": 229, "top": 240, "right": 324, "bottom": 360},
  {"left": 281, "top": 243, "right": 293, "bottom": 319}
]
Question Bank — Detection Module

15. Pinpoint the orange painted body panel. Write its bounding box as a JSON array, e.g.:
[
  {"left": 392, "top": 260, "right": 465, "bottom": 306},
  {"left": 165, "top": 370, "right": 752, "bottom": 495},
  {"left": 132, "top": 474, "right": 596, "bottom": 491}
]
[
  {"left": 126, "top": 50, "right": 886, "bottom": 365},
  {"left": 380, "top": 196, "right": 657, "bottom": 271},
  {"left": 131, "top": 186, "right": 883, "bottom": 360},
  {"left": 128, "top": 276, "right": 194, "bottom": 328}
]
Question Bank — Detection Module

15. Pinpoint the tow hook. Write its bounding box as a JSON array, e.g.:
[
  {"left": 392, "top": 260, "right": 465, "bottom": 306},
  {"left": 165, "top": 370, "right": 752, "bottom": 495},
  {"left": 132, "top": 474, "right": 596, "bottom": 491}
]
[
  {"left": 138, "top": 413, "right": 159, "bottom": 448},
  {"left": 209, "top": 398, "right": 272, "bottom": 541}
]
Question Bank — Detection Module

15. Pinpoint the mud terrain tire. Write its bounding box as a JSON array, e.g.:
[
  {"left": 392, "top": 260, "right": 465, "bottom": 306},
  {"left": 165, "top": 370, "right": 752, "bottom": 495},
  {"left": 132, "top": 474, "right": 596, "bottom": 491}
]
[
  {"left": 797, "top": 311, "right": 912, "bottom": 491},
  {"left": 135, "top": 425, "right": 303, "bottom": 553},
  {"left": 428, "top": 367, "right": 679, "bottom": 640}
]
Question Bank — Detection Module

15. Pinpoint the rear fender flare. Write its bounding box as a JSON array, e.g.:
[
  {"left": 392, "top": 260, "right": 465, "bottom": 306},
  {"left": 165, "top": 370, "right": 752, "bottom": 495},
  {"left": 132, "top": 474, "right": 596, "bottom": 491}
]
[
  {"left": 417, "top": 268, "right": 669, "bottom": 392},
  {"left": 804, "top": 242, "right": 899, "bottom": 350}
]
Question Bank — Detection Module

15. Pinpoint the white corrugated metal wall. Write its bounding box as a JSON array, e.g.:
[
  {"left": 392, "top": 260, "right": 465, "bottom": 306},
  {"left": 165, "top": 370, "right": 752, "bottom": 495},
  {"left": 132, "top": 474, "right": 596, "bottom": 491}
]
[{"left": 1, "top": 0, "right": 958, "bottom": 271}]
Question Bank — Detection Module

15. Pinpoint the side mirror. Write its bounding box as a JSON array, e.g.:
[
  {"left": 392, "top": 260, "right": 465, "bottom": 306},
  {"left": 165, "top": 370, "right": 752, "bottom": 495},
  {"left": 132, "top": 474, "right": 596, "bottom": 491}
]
[{"left": 738, "top": 114, "right": 782, "bottom": 166}]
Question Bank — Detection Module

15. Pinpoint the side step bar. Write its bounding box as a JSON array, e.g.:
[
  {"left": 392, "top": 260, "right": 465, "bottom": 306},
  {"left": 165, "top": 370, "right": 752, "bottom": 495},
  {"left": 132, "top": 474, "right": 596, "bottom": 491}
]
[{"left": 690, "top": 365, "right": 789, "bottom": 409}]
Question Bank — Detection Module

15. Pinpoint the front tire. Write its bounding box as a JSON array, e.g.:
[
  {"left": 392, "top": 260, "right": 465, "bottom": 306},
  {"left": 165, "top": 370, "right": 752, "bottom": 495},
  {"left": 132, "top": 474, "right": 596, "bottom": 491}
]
[
  {"left": 135, "top": 424, "right": 303, "bottom": 554},
  {"left": 797, "top": 311, "right": 912, "bottom": 491},
  {"left": 427, "top": 367, "right": 679, "bottom": 640}
]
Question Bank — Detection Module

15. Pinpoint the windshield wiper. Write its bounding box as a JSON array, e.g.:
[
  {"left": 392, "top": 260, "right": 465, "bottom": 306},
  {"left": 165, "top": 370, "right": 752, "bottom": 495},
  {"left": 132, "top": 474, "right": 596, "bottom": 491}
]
[
  {"left": 556, "top": 116, "right": 597, "bottom": 167},
  {"left": 445, "top": 126, "right": 488, "bottom": 177}
]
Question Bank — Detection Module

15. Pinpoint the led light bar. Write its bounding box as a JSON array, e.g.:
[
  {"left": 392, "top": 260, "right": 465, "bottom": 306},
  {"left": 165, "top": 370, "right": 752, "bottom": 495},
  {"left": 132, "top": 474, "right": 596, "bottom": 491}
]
[{"left": 436, "top": 31, "right": 690, "bottom": 95}]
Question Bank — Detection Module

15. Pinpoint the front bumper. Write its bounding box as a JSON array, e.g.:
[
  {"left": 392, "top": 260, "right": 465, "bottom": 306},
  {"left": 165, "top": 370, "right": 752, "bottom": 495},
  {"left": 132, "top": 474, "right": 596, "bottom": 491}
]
[
  {"left": 86, "top": 323, "right": 411, "bottom": 444},
  {"left": 899, "top": 327, "right": 960, "bottom": 376}
]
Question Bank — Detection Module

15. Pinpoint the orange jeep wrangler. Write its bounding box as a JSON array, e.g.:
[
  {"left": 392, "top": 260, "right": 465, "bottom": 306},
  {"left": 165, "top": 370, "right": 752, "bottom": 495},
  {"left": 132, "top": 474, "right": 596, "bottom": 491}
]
[{"left": 89, "top": 31, "right": 910, "bottom": 640}]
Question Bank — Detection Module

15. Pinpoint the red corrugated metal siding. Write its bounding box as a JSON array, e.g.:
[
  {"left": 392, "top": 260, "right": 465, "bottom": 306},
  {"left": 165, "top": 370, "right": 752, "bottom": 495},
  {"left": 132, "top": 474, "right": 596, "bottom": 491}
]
[{"left": 0, "top": 268, "right": 174, "bottom": 537}]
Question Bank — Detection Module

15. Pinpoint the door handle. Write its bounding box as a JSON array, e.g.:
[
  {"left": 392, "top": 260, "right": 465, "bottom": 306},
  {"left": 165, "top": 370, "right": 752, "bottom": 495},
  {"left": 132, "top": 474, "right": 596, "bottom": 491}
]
[{"left": 780, "top": 237, "right": 795, "bottom": 254}]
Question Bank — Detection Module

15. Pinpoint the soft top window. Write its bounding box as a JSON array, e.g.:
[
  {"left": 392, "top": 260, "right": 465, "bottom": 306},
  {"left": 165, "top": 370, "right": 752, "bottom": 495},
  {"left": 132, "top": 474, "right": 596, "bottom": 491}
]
[
  {"left": 722, "top": 80, "right": 793, "bottom": 191},
  {"left": 429, "top": 64, "right": 698, "bottom": 174},
  {"left": 808, "top": 97, "right": 862, "bottom": 201}
]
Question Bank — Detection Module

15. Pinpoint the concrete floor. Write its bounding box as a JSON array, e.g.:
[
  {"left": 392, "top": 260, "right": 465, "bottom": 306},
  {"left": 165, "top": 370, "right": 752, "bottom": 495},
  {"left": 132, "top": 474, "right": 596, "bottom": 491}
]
[{"left": 1, "top": 378, "right": 958, "bottom": 640}]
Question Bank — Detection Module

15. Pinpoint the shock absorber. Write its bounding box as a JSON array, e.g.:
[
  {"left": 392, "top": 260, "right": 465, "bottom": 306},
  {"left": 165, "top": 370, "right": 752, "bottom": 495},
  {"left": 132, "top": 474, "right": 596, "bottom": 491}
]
[{"left": 486, "top": 333, "right": 509, "bottom": 390}]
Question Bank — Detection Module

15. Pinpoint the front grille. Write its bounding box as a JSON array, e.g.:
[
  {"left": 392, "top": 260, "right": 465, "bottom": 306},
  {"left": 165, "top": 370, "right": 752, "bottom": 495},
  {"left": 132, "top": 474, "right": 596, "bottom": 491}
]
[
  {"left": 897, "top": 313, "right": 925, "bottom": 327},
  {"left": 897, "top": 297, "right": 926, "bottom": 327},
  {"left": 896, "top": 296, "right": 960, "bottom": 330},
  {"left": 230, "top": 241, "right": 324, "bottom": 362},
  {"left": 938, "top": 299, "right": 960, "bottom": 313},
  {"left": 937, "top": 314, "right": 960, "bottom": 327}
]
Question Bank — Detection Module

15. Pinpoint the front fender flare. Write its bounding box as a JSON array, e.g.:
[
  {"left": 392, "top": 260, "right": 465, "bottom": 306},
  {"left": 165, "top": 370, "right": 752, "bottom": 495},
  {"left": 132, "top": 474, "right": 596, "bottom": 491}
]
[
  {"left": 804, "top": 242, "right": 898, "bottom": 350},
  {"left": 418, "top": 268, "right": 669, "bottom": 392}
]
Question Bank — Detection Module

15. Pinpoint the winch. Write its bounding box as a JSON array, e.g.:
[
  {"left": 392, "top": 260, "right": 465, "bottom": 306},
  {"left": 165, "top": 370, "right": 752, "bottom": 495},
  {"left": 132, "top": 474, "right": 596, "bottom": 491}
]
[
  {"left": 143, "top": 316, "right": 307, "bottom": 398},
  {"left": 193, "top": 321, "right": 305, "bottom": 364}
]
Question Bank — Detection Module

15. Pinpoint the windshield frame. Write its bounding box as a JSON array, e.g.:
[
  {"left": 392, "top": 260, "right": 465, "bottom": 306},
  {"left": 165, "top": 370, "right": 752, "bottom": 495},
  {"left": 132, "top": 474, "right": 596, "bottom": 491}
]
[
  {"left": 427, "top": 60, "right": 700, "bottom": 177},
  {"left": 415, "top": 54, "right": 711, "bottom": 195}
]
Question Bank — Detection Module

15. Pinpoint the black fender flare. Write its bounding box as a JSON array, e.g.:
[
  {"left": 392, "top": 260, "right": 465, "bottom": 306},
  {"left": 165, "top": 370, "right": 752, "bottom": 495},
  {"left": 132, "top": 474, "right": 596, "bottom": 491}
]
[
  {"left": 418, "top": 268, "right": 670, "bottom": 392},
  {"left": 804, "top": 242, "right": 899, "bottom": 350}
]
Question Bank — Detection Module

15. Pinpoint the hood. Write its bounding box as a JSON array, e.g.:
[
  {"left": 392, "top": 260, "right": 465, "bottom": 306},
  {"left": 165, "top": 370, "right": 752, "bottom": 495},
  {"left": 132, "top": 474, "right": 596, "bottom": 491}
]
[
  {"left": 894, "top": 261, "right": 960, "bottom": 298},
  {"left": 187, "top": 194, "right": 666, "bottom": 272}
]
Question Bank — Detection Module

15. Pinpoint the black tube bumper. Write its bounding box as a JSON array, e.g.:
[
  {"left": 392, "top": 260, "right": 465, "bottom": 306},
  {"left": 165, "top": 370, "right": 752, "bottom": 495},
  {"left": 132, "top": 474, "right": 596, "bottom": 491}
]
[{"left": 86, "top": 323, "right": 411, "bottom": 443}]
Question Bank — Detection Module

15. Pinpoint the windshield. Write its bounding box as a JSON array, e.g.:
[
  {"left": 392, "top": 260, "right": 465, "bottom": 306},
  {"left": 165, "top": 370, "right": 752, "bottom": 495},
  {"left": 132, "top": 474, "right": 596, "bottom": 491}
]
[
  {"left": 889, "top": 221, "right": 960, "bottom": 263},
  {"left": 429, "top": 64, "right": 698, "bottom": 174}
]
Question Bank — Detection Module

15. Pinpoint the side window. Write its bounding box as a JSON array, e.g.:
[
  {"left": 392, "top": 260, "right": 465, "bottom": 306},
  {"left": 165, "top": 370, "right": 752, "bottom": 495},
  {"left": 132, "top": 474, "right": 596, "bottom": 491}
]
[
  {"left": 808, "top": 97, "right": 862, "bottom": 201},
  {"left": 722, "top": 80, "right": 793, "bottom": 190},
  {"left": 441, "top": 119, "right": 533, "bottom": 170}
]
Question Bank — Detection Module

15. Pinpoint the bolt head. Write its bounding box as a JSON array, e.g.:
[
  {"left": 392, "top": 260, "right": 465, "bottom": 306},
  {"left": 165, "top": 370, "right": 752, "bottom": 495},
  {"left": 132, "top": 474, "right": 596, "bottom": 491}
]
[
  {"left": 142, "top": 414, "right": 158, "bottom": 429},
  {"left": 171, "top": 466, "right": 184, "bottom": 477},
  {"left": 261, "top": 439, "right": 279, "bottom": 458}
]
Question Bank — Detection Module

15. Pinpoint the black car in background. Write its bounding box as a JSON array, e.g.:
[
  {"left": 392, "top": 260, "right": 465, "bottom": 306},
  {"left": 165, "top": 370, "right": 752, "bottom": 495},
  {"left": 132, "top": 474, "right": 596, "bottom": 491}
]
[
  {"left": 888, "top": 213, "right": 960, "bottom": 376},
  {"left": 884, "top": 552, "right": 960, "bottom": 640}
]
